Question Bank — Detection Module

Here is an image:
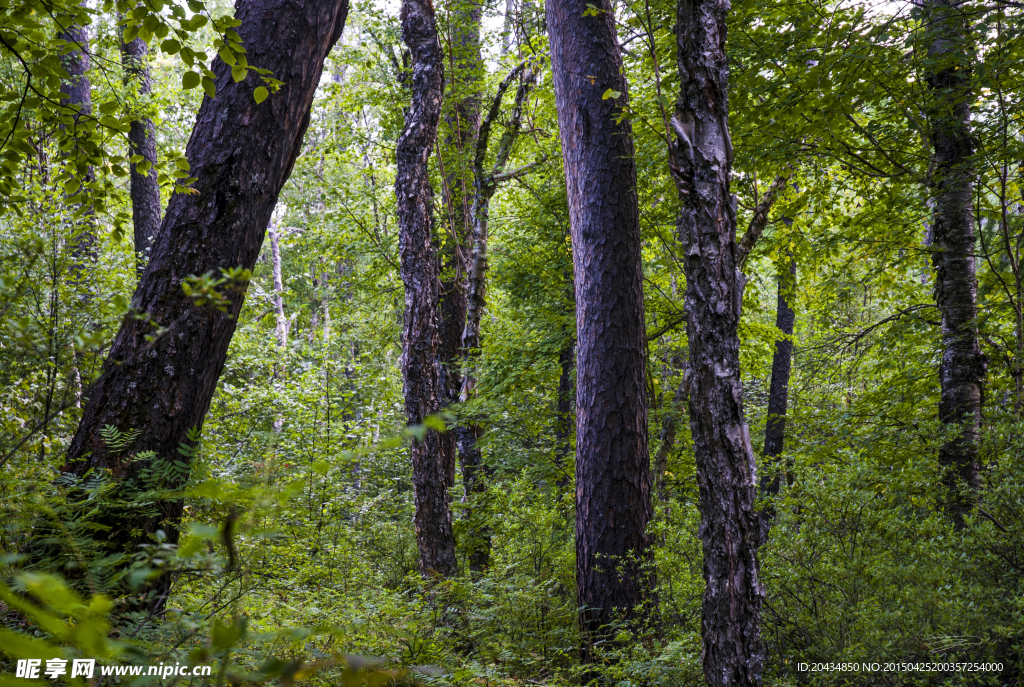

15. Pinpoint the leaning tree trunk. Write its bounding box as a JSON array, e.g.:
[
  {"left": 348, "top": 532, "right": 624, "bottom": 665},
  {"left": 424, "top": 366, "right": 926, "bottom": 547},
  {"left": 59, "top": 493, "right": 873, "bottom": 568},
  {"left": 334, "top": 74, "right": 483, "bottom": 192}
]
[
  {"left": 62, "top": 0, "right": 351, "bottom": 608},
  {"left": 119, "top": 15, "right": 162, "bottom": 274},
  {"left": 396, "top": 0, "right": 457, "bottom": 578},
  {"left": 546, "top": 0, "right": 652, "bottom": 648},
  {"left": 672, "top": 0, "right": 765, "bottom": 683},
  {"left": 922, "top": 0, "right": 984, "bottom": 523},
  {"left": 760, "top": 257, "right": 796, "bottom": 497}
]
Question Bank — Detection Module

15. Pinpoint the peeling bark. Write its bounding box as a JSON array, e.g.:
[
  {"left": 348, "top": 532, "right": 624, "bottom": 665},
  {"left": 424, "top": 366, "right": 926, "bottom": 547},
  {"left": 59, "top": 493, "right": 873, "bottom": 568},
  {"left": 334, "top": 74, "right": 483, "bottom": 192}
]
[
  {"left": 547, "top": 0, "right": 653, "bottom": 644},
  {"left": 396, "top": 0, "right": 457, "bottom": 578},
  {"left": 672, "top": 0, "right": 765, "bottom": 683}
]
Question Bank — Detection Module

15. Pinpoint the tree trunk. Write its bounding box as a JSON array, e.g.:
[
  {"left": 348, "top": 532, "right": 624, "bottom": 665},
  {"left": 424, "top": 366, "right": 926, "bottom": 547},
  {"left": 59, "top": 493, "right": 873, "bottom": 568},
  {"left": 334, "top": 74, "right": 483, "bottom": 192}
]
[
  {"left": 58, "top": 9, "right": 96, "bottom": 268},
  {"left": 61, "top": 0, "right": 351, "bottom": 608},
  {"left": 436, "top": 0, "right": 484, "bottom": 493},
  {"left": 269, "top": 219, "right": 288, "bottom": 352},
  {"left": 760, "top": 257, "right": 795, "bottom": 497},
  {"left": 119, "top": 16, "right": 162, "bottom": 274},
  {"left": 269, "top": 217, "right": 287, "bottom": 432},
  {"left": 454, "top": 61, "right": 537, "bottom": 572},
  {"left": 546, "top": 0, "right": 653, "bottom": 644},
  {"left": 922, "top": 0, "right": 984, "bottom": 523},
  {"left": 396, "top": 0, "right": 458, "bottom": 578},
  {"left": 672, "top": 0, "right": 765, "bottom": 683}
]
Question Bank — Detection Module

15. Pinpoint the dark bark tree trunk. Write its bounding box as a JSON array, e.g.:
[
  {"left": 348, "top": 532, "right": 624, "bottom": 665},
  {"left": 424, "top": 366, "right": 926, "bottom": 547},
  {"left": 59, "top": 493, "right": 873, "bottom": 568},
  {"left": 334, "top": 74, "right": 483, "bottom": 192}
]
[
  {"left": 454, "top": 61, "right": 538, "bottom": 572},
  {"left": 119, "top": 17, "right": 162, "bottom": 274},
  {"left": 61, "top": 0, "right": 351, "bottom": 607},
  {"left": 672, "top": 0, "right": 765, "bottom": 683},
  {"left": 396, "top": 0, "right": 458, "bottom": 578},
  {"left": 922, "top": 0, "right": 984, "bottom": 523},
  {"left": 760, "top": 257, "right": 795, "bottom": 497},
  {"left": 546, "top": 0, "right": 653, "bottom": 644},
  {"left": 58, "top": 9, "right": 96, "bottom": 267}
]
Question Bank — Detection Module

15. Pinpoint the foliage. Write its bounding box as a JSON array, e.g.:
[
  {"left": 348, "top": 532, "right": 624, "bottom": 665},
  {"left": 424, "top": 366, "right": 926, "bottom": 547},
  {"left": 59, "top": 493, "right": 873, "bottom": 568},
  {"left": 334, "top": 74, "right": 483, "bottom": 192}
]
[{"left": 1, "top": 0, "right": 1023, "bottom": 684}]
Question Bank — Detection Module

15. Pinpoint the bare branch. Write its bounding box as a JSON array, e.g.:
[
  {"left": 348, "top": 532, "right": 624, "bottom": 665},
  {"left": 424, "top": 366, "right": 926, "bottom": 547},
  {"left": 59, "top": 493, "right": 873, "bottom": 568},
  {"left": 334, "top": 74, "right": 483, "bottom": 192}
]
[{"left": 492, "top": 156, "right": 546, "bottom": 183}]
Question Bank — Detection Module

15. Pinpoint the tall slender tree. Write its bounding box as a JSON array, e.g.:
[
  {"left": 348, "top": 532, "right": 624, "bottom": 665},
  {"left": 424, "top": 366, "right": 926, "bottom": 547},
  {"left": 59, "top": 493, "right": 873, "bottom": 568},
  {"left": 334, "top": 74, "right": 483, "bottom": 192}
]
[
  {"left": 672, "top": 0, "right": 765, "bottom": 683},
  {"left": 58, "top": 4, "right": 95, "bottom": 268},
  {"left": 921, "top": 0, "right": 984, "bottom": 522},
  {"left": 455, "top": 61, "right": 539, "bottom": 572},
  {"left": 395, "top": 0, "right": 457, "bottom": 577},
  {"left": 119, "top": 13, "right": 161, "bottom": 273},
  {"left": 61, "top": 0, "right": 352, "bottom": 607},
  {"left": 437, "top": 0, "right": 484, "bottom": 492},
  {"left": 546, "top": 0, "right": 652, "bottom": 645}
]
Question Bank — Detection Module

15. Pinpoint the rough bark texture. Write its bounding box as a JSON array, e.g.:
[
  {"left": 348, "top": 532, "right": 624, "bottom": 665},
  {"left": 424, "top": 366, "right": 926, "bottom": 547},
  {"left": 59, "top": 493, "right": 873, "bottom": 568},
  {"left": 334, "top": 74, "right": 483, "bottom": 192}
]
[
  {"left": 119, "top": 19, "right": 162, "bottom": 272},
  {"left": 672, "top": 0, "right": 765, "bottom": 683},
  {"left": 396, "top": 0, "right": 457, "bottom": 578},
  {"left": 62, "top": 0, "right": 351, "bottom": 605},
  {"left": 760, "top": 257, "right": 795, "bottom": 497},
  {"left": 546, "top": 0, "right": 652, "bottom": 642},
  {"left": 923, "top": 0, "right": 984, "bottom": 522}
]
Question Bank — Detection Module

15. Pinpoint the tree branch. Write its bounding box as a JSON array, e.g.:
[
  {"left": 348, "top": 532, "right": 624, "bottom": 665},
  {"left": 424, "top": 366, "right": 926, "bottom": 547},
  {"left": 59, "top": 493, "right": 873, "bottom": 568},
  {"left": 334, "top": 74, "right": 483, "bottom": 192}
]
[{"left": 736, "top": 172, "right": 790, "bottom": 268}]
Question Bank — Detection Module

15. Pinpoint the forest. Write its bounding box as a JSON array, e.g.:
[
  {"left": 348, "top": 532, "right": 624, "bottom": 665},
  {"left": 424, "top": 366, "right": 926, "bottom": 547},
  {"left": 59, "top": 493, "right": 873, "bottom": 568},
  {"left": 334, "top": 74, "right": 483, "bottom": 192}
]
[{"left": 0, "top": 0, "right": 1022, "bottom": 682}]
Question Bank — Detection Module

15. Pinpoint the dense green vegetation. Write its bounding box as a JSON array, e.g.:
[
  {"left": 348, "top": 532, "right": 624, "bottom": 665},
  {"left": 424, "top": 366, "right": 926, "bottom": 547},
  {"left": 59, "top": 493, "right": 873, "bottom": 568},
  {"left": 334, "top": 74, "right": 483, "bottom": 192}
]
[{"left": 1, "top": 0, "right": 1023, "bottom": 683}]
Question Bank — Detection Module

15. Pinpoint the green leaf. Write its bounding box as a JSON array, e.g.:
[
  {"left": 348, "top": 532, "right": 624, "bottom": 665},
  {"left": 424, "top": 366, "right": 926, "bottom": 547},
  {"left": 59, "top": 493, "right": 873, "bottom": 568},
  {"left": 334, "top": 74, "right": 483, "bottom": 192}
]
[
  {"left": 231, "top": 65, "right": 247, "bottom": 83},
  {"left": 253, "top": 86, "right": 268, "bottom": 104},
  {"left": 182, "top": 71, "right": 201, "bottom": 89},
  {"left": 218, "top": 45, "right": 236, "bottom": 65},
  {"left": 201, "top": 76, "right": 216, "bottom": 99},
  {"left": 602, "top": 88, "right": 622, "bottom": 100},
  {"left": 161, "top": 38, "right": 181, "bottom": 54}
]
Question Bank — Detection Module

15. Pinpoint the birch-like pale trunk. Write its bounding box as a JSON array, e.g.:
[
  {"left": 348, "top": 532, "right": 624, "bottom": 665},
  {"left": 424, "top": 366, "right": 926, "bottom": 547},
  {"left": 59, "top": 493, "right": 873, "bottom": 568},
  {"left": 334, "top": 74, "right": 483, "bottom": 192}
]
[{"left": 672, "top": 0, "right": 764, "bottom": 682}]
